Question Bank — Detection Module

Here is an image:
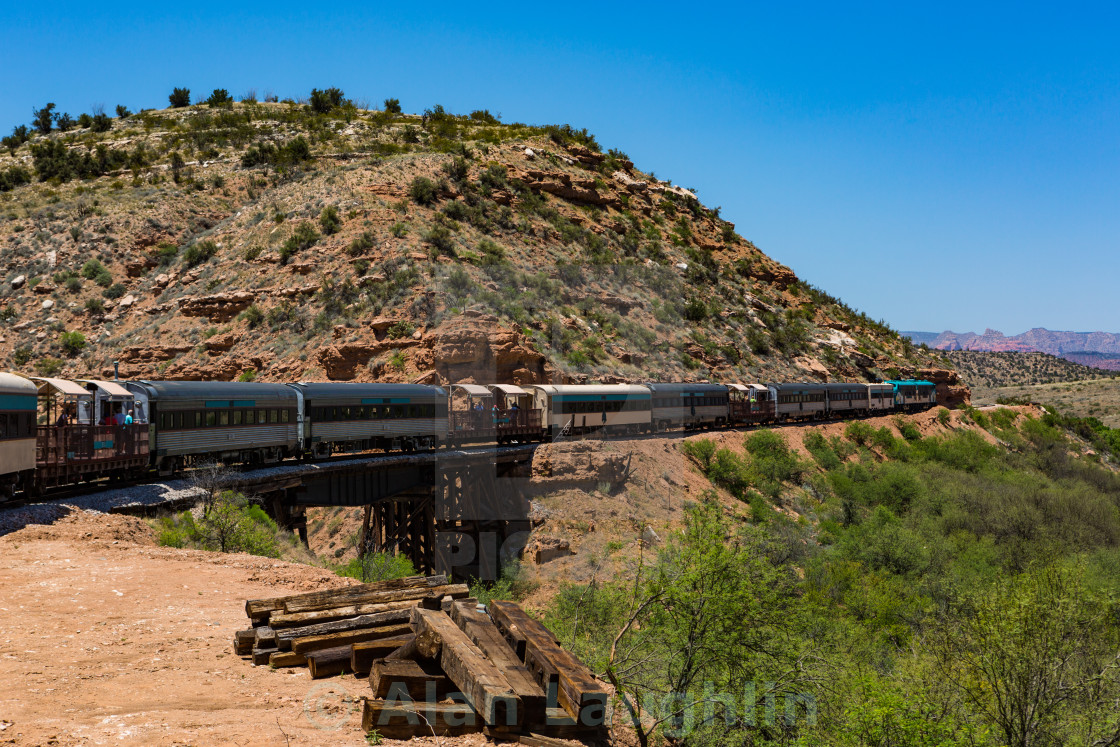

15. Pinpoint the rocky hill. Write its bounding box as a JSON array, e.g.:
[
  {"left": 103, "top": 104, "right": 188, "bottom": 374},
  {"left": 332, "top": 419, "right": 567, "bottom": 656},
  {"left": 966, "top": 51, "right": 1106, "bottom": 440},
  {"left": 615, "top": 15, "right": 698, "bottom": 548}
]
[
  {"left": 946, "top": 350, "right": 1119, "bottom": 389},
  {"left": 0, "top": 92, "right": 958, "bottom": 398}
]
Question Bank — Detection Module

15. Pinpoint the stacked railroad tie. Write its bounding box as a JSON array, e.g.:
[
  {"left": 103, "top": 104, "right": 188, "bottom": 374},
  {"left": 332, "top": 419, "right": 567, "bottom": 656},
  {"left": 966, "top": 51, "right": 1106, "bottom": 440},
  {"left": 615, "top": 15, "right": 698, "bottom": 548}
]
[{"left": 234, "top": 574, "right": 610, "bottom": 742}]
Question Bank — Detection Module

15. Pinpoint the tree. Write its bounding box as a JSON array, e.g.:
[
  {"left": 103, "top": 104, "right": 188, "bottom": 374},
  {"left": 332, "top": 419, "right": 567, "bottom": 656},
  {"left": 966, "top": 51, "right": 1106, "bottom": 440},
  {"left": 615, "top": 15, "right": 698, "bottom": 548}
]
[
  {"left": 115, "top": 104, "right": 131, "bottom": 119},
  {"left": 383, "top": 97, "right": 402, "bottom": 114},
  {"left": 195, "top": 491, "right": 278, "bottom": 555},
  {"left": 55, "top": 113, "right": 74, "bottom": 132},
  {"left": 32, "top": 103, "right": 55, "bottom": 134},
  {"left": 189, "top": 460, "right": 235, "bottom": 516},
  {"left": 59, "top": 330, "right": 86, "bottom": 357},
  {"left": 168, "top": 87, "right": 191, "bottom": 108},
  {"left": 933, "top": 562, "right": 1120, "bottom": 747},
  {"left": 319, "top": 205, "right": 341, "bottom": 235},
  {"left": 205, "top": 89, "right": 232, "bottom": 107},
  {"left": 604, "top": 499, "right": 815, "bottom": 747},
  {"left": 90, "top": 113, "right": 111, "bottom": 133},
  {"left": 309, "top": 87, "right": 345, "bottom": 113}
]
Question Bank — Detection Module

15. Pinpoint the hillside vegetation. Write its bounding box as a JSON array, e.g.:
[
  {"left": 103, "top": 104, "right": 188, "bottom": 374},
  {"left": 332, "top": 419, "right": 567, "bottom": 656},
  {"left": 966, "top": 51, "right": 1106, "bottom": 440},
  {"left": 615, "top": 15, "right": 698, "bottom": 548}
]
[
  {"left": 0, "top": 88, "right": 952, "bottom": 389},
  {"left": 947, "top": 350, "right": 1118, "bottom": 387},
  {"left": 532, "top": 407, "right": 1120, "bottom": 747}
]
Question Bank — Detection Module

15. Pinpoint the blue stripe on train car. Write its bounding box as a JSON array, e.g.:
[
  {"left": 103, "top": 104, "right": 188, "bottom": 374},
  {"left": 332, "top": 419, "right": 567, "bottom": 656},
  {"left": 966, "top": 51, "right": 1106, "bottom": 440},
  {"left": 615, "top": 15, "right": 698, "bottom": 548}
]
[
  {"left": 0, "top": 394, "right": 37, "bottom": 410},
  {"left": 555, "top": 394, "right": 651, "bottom": 402}
]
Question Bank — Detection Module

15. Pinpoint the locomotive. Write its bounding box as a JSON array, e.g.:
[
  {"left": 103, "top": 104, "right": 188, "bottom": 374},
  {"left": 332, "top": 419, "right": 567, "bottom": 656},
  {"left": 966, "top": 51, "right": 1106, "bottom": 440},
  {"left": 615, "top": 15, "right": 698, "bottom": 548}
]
[{"left": 0, "top": 373, "right": 936, "bottom": 498}]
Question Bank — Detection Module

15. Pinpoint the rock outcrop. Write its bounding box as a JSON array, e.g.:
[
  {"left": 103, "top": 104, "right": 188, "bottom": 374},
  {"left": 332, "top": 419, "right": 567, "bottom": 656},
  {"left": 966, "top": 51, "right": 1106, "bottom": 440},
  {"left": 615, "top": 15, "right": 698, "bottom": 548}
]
[{"left": 178, "top": 292, "right": 255, "bottom": 322}]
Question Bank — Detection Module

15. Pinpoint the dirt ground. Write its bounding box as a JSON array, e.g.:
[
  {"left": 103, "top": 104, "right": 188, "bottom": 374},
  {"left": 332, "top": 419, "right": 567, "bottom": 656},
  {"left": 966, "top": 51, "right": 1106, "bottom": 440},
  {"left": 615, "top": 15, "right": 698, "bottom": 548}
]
[{"left": 0, "top": 511, "right": 430, "bottom": 747}]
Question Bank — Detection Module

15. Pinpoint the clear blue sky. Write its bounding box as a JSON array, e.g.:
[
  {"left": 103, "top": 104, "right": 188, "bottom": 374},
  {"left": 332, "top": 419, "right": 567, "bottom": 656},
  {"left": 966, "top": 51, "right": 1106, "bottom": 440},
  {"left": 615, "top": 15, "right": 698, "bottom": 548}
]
[{"left": 3, "top": 2, "right": 1118, "bottom": 334}]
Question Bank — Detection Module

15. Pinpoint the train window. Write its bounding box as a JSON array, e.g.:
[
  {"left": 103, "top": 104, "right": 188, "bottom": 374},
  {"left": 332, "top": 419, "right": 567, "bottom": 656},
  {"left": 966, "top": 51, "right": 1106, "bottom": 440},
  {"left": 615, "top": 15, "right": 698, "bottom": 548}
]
[
  {"left": 233, "top": 411, "right": 243, "bottom": 426},
  {"left": 204, "top": 412, "right": 215, "bottom": 427},
  {"left": 159, "top": 413, "right": 168, "bottom": 430},
  {"left": 193, "top": 412, "right": 200, "bottom": 428},
  {"left": 408, "top": 405, "right": 419, "bottom": 418},
  {"left": 245, "top": 410, "right": 255, "bottom": 425},
  {"left": 0, "top": 414, "right": 8, "bottom": 438},
  {"left": 219, "top": 411, "right": 229, "bottom": 426},
  {"left": 269, "top": 409, "right": 278, "bottom": 423},
  {"left": 282, "top": 409, "right": 290, "bottom": 423}
]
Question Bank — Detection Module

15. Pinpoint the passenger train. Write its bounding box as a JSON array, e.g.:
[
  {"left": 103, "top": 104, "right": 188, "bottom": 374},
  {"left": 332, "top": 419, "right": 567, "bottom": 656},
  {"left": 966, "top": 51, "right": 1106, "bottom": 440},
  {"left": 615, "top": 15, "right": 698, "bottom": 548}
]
[{"left": 0, "top": 373, "right": 936, "bottom": 498}]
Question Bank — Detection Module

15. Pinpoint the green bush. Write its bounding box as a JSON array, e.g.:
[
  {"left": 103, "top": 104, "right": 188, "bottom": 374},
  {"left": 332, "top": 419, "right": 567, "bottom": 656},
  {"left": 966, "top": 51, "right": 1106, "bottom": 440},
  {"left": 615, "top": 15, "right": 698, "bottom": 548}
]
[
  {"left": 157, "top": 492, "right": 281, "bottom": 556},
  {"left": 84, "top": 298, "right": 104, "bottom": 315},
  {"left": 423, "top": 224, "right": 455, "bottom": 256},
  {"left": 309, "top": 87, "right": 345, "bottom": 113},
  {"left": 59, "top": 330, "right": 86, "bottom": 357},
  {"left": 347, "top": 230, "right": 375, "bottom": 257},
  {"left": 32, "top": 103, "right": 55, "bottom": 135},
  {"left": 804, "top": 431, "right": 842, "bottom": 470},
  {"left": 938, "top": 407, "right": 951, "bottom": 425},
  {"left": 237, "top": 369, "right": 256, "bottom": 382},
  {"left": 90, "top": 113, "right": 111, "bottom": 133},
  {"left": 386, "top": 321, "right": 415, "bottom": 340},
  {"left": 319, "top": 205, "right": 341, "bottom": 235},
  {"left": 335, "top": 552, "right": 416, "bottom": 583},
  {"left": 169, "top": 87, "right": 191, "bottom": 108},
  {"left": 240, "top": 305, "right": 263, "bottom": 328},
  {"left": 681, "top": 438, "right": 717, "bottom": 470},
  {"left": 13, "top": 346, "right": 32, "bottom": 366},
  {"left": 102, "top": 283, "right": 127, "bottom": 299},
  {"left": 35, "top": 357, "right": 63, "bottom": 376},
  {"left": 115, "top": 104, "right": 131, "bottom": 119},
  {"left": 182, "top": 240, "right": 218, "bottom": 268},
  {"left": 206, "top": 88, "right": 232, "bottom": 107},
  {"left": 470, "top": 560, "right": 538, "bottom": 606},
  {"left": 279, "top": 222, "right": 319, "bottom": 264},
  {"left": 409, "top": 176, "right": 440, "bottom": 205},
  {"left": 383, "top": 98, "right": 402, "bottom": 114}
]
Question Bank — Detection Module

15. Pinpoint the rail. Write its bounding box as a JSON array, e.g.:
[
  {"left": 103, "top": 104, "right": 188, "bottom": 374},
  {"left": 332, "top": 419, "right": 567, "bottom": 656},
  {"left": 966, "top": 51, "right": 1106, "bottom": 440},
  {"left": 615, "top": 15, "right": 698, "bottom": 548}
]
[{"left": 36, "top": 424, "right": 149, "bottom": 466}]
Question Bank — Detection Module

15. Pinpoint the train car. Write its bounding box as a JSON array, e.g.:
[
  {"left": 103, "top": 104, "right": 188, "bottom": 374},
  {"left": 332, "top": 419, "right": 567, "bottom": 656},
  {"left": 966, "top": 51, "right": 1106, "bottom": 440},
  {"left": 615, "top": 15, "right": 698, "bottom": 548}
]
[
  {"left": 769, "top": 382, "right": 828, "bottom": 422},
  {"left": 527, "top": 384, "right": 651, "bottom": 438},
  {"left": 31, "top": 377, "right": 149, "bottom": 489},
  {"left": 867, "top": 383, "right": 895, "bottom": 413},
  {"left": 124, "top": 380, "right": 299, "bottom": 473},
  {"left": 0, "top": 373, "right": 37, "bottom": 497},
  {"left": 293, "top": 383, "right": 448, "bottom": 455},
  {"left": 645, "top": 382, "right": 729, "bottom": 431},
  {"left": 727, "top": 383, "right": 775, "bottom": 425},
  {"left": 823, "top": 383, "right": 870, "bottom": 417},
  {"left": 885, "top": 380, "right": 937, "bottom": 412}
]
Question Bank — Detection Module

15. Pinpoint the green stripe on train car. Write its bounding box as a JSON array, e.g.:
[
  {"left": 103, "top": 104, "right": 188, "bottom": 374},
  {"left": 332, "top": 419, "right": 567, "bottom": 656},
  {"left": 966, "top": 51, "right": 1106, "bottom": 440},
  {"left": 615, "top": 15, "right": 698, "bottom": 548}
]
[{"left": 0, "top": 394, "right": 37, "bottom": 410}]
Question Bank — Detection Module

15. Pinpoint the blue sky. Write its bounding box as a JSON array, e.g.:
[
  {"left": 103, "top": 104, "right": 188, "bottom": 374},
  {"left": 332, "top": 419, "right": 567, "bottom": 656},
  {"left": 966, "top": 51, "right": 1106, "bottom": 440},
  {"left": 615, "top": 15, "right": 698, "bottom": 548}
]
[{"left": 3, "top": 2, "right": 1118, "bottom": 333}]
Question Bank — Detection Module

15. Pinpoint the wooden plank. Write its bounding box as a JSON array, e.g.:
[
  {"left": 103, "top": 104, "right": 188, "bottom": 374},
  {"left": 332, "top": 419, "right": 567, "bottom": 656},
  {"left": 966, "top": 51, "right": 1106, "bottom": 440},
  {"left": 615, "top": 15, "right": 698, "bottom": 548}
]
[
  {"left": 360, "top": 699, "right": 481, "bottom": 738},
  {"left": 275, "top": 609, "right": 411, "bottom": 650},
  {"left": 450, "top": 600, "right": 547, "bottom": 721},
  {"left": 284, "top": 577, "right": 452, "bottom": 614},
  {"left": 411, "top": 606, "right": 521, "bottom": 726},
  {"left": 234, "top": 628, "right": 255, "bottom": 656},
  {"left": 251, "top": 646, "right": 278, "bottom": 666},
  {"left": 489, "top": 601, "right": 607, "bottom": 725},
  {"left": 245, "top": 574, "right": 447, "bottom": 618},
  {"left": 290, "top": 624, "right": 413, "bottom": 655},
  {"left": 350, "top": 636, "right": 414, "bottom": 676},
  {"left": 253, "top": 626, "right": 277, "bottom": 649},
  {"left": 266, "top": 585, "right": 469, "bottom": 628},
  {"left": 307, "top": 645, "right": 355, "bottom": 679},
  {"left": 268, "top": 651, "right": 307, "bottom": 668},
  {"left": 369, "top": 658, "right": 452, "bottom": 700},
  {"left": 384, "top": 626, "right": 441, "bottom": 661}
]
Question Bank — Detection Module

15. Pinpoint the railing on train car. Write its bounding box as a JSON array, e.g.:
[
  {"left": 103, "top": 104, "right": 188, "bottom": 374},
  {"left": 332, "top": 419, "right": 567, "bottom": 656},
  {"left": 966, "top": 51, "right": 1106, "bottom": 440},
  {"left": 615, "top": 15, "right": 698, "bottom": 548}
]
[
  {"left": 730, "top": 401, "right": 775, "bottom": 421},
  {"left": 451, "top": 408, "right": 541, "bottom": 435},
  {"left": 36, "top": 424, "right": 149, "bottom": 465}
]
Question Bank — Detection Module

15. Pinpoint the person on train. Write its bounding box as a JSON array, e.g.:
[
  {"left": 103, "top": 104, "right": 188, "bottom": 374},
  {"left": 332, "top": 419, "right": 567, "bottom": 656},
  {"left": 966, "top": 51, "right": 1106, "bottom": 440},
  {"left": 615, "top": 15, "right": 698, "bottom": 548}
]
[{"left": 124, "top": 410, "right": 134, "bottom": 425}]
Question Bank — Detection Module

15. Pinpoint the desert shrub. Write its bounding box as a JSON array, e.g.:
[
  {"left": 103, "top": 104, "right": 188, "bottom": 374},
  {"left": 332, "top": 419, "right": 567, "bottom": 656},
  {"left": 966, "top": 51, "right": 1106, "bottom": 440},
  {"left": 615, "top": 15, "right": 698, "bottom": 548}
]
[
  {"left": 169, "top": 87, "right": 191, "bottom": 108},
  {"left": 102, "top": 283, "right": 127, "bottom": 299},
  {"left": 469, "top": 560, "right": 538, "bottom": 605},
  {"left": 804, "top": 431, "right": 842, "bottom": 470},
  {"left": 206, "top": 88, "right": 232, "bottom": 107},
  {"left": 90, "top": 112, "right": 111, "bottom": 132},
  {"left": 240, "top": 304, "right": 263, "bottom": 328},
  {"left": 845, "top": 420, "right": 874, "bottom": 446},
  {"left": 55, "top": 112, "right": 74, "bottom": 132},
  {"left": 59, "top": 330, "right": 86, "bottom": 357},
  {"left": 389, "top": 222, "right": 408, "bottom": 238},
  {"left": 335, "top": 552, "right": 417, "bottom": 583},
  {"left": 279, "top": 221, "right": 319, "bottom": 264},
  {"left": 347, "top": 230, "right": 375, "bottom": 256},
  {"left": 319, "top": 205, "right": 341, "bottom": 235},
  {"left": 157, "top": 492, "right": 281, "bottom": 556},
  {"left": 682, "top": 297, "right": 709, "bottom": 322},
  {"left": 309, "top": 87, "right": 345, "bottom": 113},
  {"left": 0, "top": 166, "right": 31, "bottom": 192},
  {"left": 182, "top": 240, "right": 218, "bottom": 268},
  {"left": 422, "top": 224, "right": 455, "bottom": 256},
  {"left": 80, "top": 258, "right": 107, "bottom": 281},
  {"left": 64, "top": 276, "right": 82, "bottom": 293},
  {"left": 383, "top": 97, "right": 402, "bottom": 114},
  {"left": 35, "top": 357, "right": 63, "bottom": 376},
  {"left": 444, "top": 266, "right": 474, "bottom": 297},
  {"left": 744, "top": 429, "right": 805, "bottom": 495},
  {"left": 237, "top": 369, "right": 256, "bottom": 382},
  {"left": 387, "top": 321, "right": 415, "bottom": 340},
  {"left": 84, "top": 298, "right": 104, "bottom": 315},
  {"left": 938, "top": 407, "right": 951, "bottom": 425},
  {"left": 681, "top": 438, "right": 717, "bottom": 470},
  {"left": 240, "top": 137, "right": 312, "bottom": 169},
  {"left": 894, "top": 417, "right": 922, "bottom": 442},
  {"left": 409, "top": 176, "right": 440, "bottom": 205},
  {"left": 13, "top": 346, "right": 32, "bottom": 366},
  {"left": 115, "top": 104, "right": 131, "bottom": 119}
]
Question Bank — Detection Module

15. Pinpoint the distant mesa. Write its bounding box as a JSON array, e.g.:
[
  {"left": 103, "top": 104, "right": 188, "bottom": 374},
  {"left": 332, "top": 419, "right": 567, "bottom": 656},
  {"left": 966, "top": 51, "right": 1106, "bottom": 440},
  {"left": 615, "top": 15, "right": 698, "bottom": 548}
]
[{"left": 903, "top": 328, "right": 1120, "bottom": 370}]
